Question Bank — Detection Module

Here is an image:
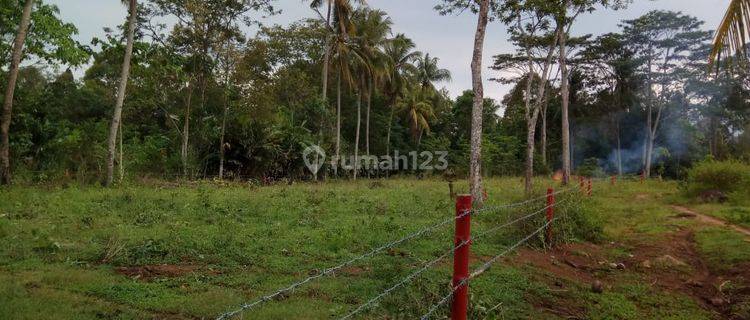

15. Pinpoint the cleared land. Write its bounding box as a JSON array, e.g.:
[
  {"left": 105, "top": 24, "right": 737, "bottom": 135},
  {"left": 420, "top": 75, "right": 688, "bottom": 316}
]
[{"left": 1, "top": 179, "right": 749, "bottom": 319}]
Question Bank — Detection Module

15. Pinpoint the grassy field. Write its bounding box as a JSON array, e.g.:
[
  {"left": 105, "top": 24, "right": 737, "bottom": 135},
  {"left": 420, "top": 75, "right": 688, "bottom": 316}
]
[{"left": 1, "top": 178, "right": 749, "bottom": 319}]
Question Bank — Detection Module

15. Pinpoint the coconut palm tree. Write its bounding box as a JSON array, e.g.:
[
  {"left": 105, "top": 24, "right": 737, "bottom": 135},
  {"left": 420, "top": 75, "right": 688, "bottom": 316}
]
[
  {"left": 1, "top": 0, "right": 34, "bottom": 186},
  {"left": 415, "top": 53, "right": 452, "bottom": 91},
  {"left": 310, "top": 0, "right": 365, "bottom": 102},
  {"left": 105, "top": 0, "right": 138, "bottom": 187},
  {"left": 710, "top": 0, "right": 750, "bottom": 65},
  {"left": 326, "top": 0, "right": 367, "bottom": 170},
  {"left": 352, "top": 7, "right": 392, "bottom": 157},
  {"left": 396, "top": 86, "right": 435, "bottom": 146},
  {"left": 383, "top": 34, "right": 420, "bottom": 155}
]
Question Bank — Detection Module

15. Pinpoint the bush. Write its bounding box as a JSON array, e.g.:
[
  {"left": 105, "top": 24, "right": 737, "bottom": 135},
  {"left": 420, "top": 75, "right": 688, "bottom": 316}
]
[
  {"left": 557, "top": 193, "right": 604, "bottom": 243},
  {"left": 577, "top": 158, "right": 605, "bottom": 178},
  {"left": 685, "top": 159, "right": 750, "bottom": 201}
]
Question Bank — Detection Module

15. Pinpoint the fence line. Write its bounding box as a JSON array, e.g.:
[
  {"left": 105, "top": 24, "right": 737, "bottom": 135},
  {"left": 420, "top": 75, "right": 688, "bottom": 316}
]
[
  {"left": 338, "top": 197, "right": 569, "bottom": 319},
  {"left": 216, "top": 192, "right": 558, "bottom": 319},
  {"left": 419, "top": 217, "right": 557, "bottom": 320},
  {"left": 472, "top": 188, "right": 572, "bottom": 214},
  {"left": 338, "top": 239, "right": 470, "bottom": 320}
]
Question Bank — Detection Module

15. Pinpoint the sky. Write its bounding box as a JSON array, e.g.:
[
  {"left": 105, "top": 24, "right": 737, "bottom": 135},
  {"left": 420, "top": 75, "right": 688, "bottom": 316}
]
[{"left": 48, "top": 0, "right": 729, "bottom": 103}]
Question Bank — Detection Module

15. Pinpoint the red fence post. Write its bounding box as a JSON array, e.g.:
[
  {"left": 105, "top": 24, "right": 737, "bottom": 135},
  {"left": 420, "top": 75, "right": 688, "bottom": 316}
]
[
  {"left": 587, "top": 179, "right": 593, "bottom": 197},
  {"left": 546, "top": 188, "right": 555, "bottom": 244},
  {"left": 579, "top": 176, "right": 585, "bottom": 193},
  {"left": 611, "top": 175, "right": 616, "bottom": 186},
  {"left": 452, "top": 195, "right": 472, "bottom": 320}
]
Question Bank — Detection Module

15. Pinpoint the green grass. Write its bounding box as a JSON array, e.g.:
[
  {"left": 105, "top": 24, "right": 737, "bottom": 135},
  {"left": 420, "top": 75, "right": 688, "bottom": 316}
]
[
  {"left": 688, "top": 203, "right": 750, "bottom": 228},
  {"left": 0, "top": 178, "right": 747, "bottom": 319},
  {"left": 695, "top": 227, "right": 750, "bottom": 270}
]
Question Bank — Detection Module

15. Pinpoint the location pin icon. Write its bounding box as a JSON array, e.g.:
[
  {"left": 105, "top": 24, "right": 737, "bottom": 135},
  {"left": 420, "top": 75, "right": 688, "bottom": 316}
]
[{"left": 303, "top": 145, "right": 326, "bottom": 176}]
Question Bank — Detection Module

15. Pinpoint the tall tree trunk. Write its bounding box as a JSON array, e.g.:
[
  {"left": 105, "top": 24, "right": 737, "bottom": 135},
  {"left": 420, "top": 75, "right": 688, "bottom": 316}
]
[
  {"left": 644, "top": 106, "right": 652, "bottom": 178},
  {"left": 616, "top": 120, "right": 623, "bottom": 176},
  {"left": 354, "top": 89, "right": 362, "bottom": 180},
  {"left": 643, "top": 55, "right": 654, "bottom": 177},
  {"left": 1, "top": 0, "right": 33, "bottom": 185},
  {"left": 641, "top": 128, "right": 648, "bottom": 171},
  {"left": 383, "top": 105, "right": 394, "bottom": 178},
  {"left": 321, "top": 1, "right": 332, "bottom": 101},
  {"left": 219, "top": 45, "right": 232, "bottom": 180},
  {"left": 366, "top": 77, "right": 372, "bottom": 157},
  {"left": 105, "top": 0, "right": 137, "bottom": 187},
  {"left": 524, "top": 121, "right": 538, "bottom": 195},
  {"left": 182, "top": 82, "right": 194, "bottom": 177},
  {"left": 469, "top": 0, "right": 491, "bottom": 206},
  {"left": 645, "top": 130, "right": 654, "bottom": 177},
  {"left": 541, "top": 93, "right": 548, "bottom": 167},
  {"left": 219, "top": 94, "right": 229, "bottom": 180},
  {"left": 522, "top": 60, "right": 535, "bottom": 195},
  {"left": 335, "top": 71, "right": 342, "bottom": 174},
  {"left": 385, "top": 94, "right": 396, "bottom": 158},
  {"left": 558, "top": 17, "right": 571, "bottom": 186},
  {"left": 522, "top": 23, "right": 559, "bottom": 195},
  {"left": 119, "top": 122, "right": 124, "bottom": 182}
]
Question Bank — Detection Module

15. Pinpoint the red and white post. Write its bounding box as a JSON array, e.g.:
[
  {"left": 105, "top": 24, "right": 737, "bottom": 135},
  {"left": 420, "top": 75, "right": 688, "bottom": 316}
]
[
  {"left": 546, "top": 188, "right": 555, "bottom": 244},
  {"left": 451, "top": 195, "right": 472, "bottom": 320}
]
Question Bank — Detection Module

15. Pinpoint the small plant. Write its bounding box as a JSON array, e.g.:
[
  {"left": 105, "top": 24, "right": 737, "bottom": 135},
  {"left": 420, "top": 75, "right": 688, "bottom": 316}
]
[{"left": 100, "top": 235, "right": 125, "bottom": 264}]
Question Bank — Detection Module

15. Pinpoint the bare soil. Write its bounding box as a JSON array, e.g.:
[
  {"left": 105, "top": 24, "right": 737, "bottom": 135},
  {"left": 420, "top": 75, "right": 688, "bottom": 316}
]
[
  {"left": 512, "top": 224, "right": 750, "bottom": 319},
  {"left": 671, "top": 205, "right": 750, "bottom": 237}
]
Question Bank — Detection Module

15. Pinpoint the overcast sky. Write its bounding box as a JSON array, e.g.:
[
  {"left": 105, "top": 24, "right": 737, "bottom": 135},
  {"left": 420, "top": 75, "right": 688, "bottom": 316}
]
[{"left": 48, "top": 0, "right": 728, "bottom": 102}]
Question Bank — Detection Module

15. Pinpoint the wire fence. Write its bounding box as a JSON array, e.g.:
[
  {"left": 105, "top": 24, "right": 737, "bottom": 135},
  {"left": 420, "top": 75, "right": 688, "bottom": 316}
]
[
  {"left": 216, "top": 187, "right": 577, "bottom": 320},
  {"left": 419, "top": 217, "right": 557, "bottom": 320},
  {"left": 338, "top": 196, "right": 570, "bottom": 320}
]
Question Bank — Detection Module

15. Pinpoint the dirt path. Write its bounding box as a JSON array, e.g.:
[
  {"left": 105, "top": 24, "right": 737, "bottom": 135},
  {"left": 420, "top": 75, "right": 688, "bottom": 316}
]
[
  {"left": 513, "top": 229, "right": 750, "bottom": 319},
  {"left": 671, "top": 205, "right": 750, "bottom": 237},
  {"left": 507, "top": 200, "right": 750, "bottom": 319}
]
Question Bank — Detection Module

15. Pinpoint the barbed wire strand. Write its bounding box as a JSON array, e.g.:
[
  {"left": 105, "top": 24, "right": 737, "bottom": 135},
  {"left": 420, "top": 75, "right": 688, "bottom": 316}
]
[
  {"left": 419, "top": 218, "right": 556, "bottom": 320},
  {"left": 215, "top": 211, "right": 468, "bottom": 320},
  {"left": 217, "top": 190, "right": 570, "bottom": 319},
  {"left": 338, "top": 198, "right": 569, "bottom": 320},
  {"left": 473, "top": 188, "right": 573, "bottom": 215},
  {"left": 217, "top": 202, "right": 522, "bottom": 319},
  {"left": 338, "top": 239, "right": 470, "bottom": 320}
]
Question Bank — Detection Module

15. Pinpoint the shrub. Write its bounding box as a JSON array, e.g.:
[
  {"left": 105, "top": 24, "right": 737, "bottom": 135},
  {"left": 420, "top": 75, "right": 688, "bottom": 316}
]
[
  {"left": 685, "top": 159, "right": 750, "bottom": 201},
  {"left": 577, "top": 158, "right": 605, "bottom": 178},
  {"left": 557, "top": 193, "right": 604, "bottom": 243}
]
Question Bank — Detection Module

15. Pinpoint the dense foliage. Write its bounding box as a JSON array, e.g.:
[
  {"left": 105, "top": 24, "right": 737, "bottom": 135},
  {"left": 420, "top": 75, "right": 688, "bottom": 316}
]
[
  {"left": 0, "top": 1, "right": 748, "bottom": 185},
  {"left": 686, "top": 159, "right": 750, "bottom": 201}
]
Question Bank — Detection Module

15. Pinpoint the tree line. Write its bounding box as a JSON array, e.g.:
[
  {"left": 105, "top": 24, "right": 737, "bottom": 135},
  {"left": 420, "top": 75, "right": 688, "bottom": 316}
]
[{"left": 0, "top": 0, "right": 748, "bottom": 194}]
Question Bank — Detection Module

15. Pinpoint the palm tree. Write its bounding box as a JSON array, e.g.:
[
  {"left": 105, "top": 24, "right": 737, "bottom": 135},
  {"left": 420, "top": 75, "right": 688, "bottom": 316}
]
[
  {"left": 352, "top": 7, "right": 392, "bottom": 158},
  {"left": 1, "top": 0, "right": 34, "bottom": 186},
  {"left": 310, "top": 0, "right": 365, "bottom": 101},
  {"left": 415, "top": 53, "right": 452, "bottom": 91},
  {"left": 710, "top": 0, "right": 750, "bottom": 65},
  {"left": 383, "top": 34, "right": 420, "bottom": 156},
  {"left": 396, "top": 86, "right": 434, "bottom": 146},
  {"left": 327, "top": 0, "right": 363, "bottom": 171},
  {"left": 105, "top": 0, "right": 138, "bottom": 187}
]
